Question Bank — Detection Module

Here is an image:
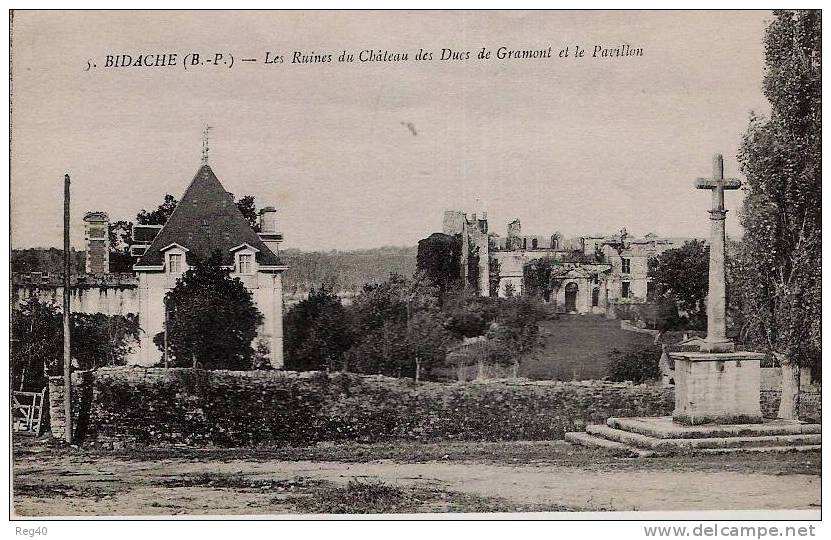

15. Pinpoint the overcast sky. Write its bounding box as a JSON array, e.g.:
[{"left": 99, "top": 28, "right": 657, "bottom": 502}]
[{"left": 11, "top": 10, "right": 771, "bottom": 251}]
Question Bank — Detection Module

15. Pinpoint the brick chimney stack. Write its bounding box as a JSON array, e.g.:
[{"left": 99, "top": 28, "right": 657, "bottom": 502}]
[
  {"left": 258, "top": 206, "right": 282, "bottom": 256},
  {"left": 83, "top": 211, "right": 110, "bottom": 275}
]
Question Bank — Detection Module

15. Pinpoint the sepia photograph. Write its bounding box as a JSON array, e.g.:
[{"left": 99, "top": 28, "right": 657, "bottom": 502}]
[{"left": 7, "top": 8, "right": 822, "bottom": 524}]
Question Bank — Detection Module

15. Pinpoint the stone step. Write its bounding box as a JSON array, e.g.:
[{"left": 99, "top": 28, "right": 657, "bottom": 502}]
[
  {"left": 607, "top": 416, "right": 822, "bottom": 440},
  {"left": 587, "top": 424, "right": 821, "bottom": 451},
  {"left": 695, "top": 445, "right": 822, "bottom": 455},
  {"left": 566, "top": 430, "right": 821, "bottom": 457},
  {"left": 563, "top": 431, "right": 655, "bottom": 457}
]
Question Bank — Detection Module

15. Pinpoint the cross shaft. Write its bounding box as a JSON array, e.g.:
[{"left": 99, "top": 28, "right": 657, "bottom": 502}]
[{"left": 695, "top": 154, "right": 740, "bottom": 353}]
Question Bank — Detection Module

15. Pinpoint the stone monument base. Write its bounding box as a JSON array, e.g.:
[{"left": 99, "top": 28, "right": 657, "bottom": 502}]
[
  {"left": 669, "top": 351, "right": 766, "bottom": 425},
  {"left": 565, "top": 416, "right": 821, "bottom": 457}
]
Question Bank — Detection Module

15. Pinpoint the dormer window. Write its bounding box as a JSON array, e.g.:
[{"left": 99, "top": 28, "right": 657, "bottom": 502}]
[
  {"left": 169, "top": 253, "right": 183, "bottom": 274},
  {"left": 159, "top": 243, "right": 189, "bottom": 274},
  {"left": 238, "top": 253, "right": 253, "bottom": 274},
  {"left": 230, "top": 243, "right": 260, "bottom": 275}
]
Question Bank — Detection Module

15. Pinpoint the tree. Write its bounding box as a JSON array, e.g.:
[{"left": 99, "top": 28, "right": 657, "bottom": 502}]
[
  {"left": 648, "top": 240, "right": 709, "bottom": 329},
  {"left": 137, "top": 194, "right": 179, "bottom": 225},
  {"left": 233, "top": 194, "right": 261, "bottom": 232},
  {"left": 523, "top": 257, "right": 558, "bottom": 301},
  {"left": 155, "top": 250, "right": 264, "bottom": 369},
  {"left": 72, "top": 313, "right": 140, "bottom": 370},
  {"left": 108, "top": 220, "right": 134, "bottom": 273},
  {"left": 11, "top": 297, "right": 62, "bottom": 391},
  {"left": 486, "top": 295, "right": 546, "bottom": 377},
  {"left": 12, "top": 298, "right": 140, "bottom": 390},
  {"left": 442, "top": 287, "right": 499, "bottom": 338},
  {"left": 284, "top": 285, "right": 352, "bottom": 371},
  {"left": 735, "top": 10, "right": 821, "bottom": 419},
  {"left": 349, "top": 273, "right": 409, "bottom": 332},
  {"left": 406, "top": 310, "right": 453, "bottom": 381},
  {"left": 345, "top": 320, "right": 410, "bottom": 376},
  {"left": 488, "top": 256, "right": 501, "bottom": 297},
  {"left": 416, "top": 233, "right": 463, "bottom": 292},
  {"left": 343, "top": 273, "right": 448, "bottom": 379}
]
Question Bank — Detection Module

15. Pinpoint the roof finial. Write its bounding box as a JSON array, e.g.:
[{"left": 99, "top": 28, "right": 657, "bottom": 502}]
[{"left": 201, "top": 125, "right": 213, "bottom": 165}]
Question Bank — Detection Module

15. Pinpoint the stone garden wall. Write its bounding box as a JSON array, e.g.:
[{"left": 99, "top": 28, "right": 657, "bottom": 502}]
[{"left": 47, "top": 367, "right": 819, "bottom": 448}]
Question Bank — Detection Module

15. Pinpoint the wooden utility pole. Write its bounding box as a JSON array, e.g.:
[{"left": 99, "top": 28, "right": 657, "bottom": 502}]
[
  {"left": 163, "top": 298, "right": 169, "bottom": 368},
  {"left": 62, "top": 173, "right": 72, "bottom": 444}
]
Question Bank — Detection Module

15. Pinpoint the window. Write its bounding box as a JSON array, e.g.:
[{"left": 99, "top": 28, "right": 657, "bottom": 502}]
[
  {"left": 592, "top": 288, "right": 600, "bottom": 307},
  {"left": 621, "top": 258, "right": 631, "bottom": 274},
  {"left": 621, "top": 281, "right": 631, "bottom": 298},
  {"left": 169, "top": 253, "right": 183, "bottom": 274},
  {"left": 238, "top": 253, "right": 253, "bottom": 274},
  {"left": 531, "top": 238, "right": 538, "bottom": 250}
]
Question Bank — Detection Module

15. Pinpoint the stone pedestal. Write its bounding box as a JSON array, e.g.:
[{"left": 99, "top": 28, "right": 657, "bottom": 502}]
[
  {"left": 47, "top": 376, "right": 68, "bottom": 440},
  {"left": 670, "top": 351, "right": 766, "bottom": 425}
]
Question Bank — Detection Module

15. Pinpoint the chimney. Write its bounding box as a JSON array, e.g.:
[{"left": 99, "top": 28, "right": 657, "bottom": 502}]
[
  {"left": 258, "top": 206, "right": 282, "bottom": 255},
  {"left": 83, "top": 211, "right": 110, "bottom": 275}
]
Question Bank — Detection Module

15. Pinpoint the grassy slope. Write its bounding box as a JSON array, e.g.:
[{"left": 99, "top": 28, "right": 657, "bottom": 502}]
[{"left": 521, "top": 315, "right": 655, "bottom": 380}]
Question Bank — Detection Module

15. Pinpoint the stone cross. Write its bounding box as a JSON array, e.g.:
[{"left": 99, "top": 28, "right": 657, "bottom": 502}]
[{"left": 695, "top": 154, "right": 741, "bottom": 352}]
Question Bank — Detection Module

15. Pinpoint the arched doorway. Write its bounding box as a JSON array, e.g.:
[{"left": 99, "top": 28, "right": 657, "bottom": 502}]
[{"left": 565, "top": 282, "right": 578, "bottom": 313}]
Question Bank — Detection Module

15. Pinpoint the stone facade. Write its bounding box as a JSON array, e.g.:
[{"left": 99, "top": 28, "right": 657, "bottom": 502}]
[{"left": 440, "top": 210, "right": 690, "bottom": 313}]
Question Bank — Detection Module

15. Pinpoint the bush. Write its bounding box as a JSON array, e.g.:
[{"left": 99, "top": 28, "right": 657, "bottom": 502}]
[{"left": 607, "top": 344, "right": 662, "bottom": 384}]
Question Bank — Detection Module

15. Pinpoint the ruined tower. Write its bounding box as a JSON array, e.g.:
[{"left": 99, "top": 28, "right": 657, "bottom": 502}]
[{"left": 442, "top": 209, "right": 491, "bottom": 296}]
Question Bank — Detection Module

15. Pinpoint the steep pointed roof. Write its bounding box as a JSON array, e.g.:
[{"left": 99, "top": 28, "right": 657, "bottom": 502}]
[{"left": 135, "top": 164, "right": 281, "bottom": 268}]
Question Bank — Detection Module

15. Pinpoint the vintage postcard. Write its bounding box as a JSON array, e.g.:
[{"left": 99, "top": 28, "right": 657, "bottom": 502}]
[{"left": 8, "top": 9, "right": 821, "bottom": 526}]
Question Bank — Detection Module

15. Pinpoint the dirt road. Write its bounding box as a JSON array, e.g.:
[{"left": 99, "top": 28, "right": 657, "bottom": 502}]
[{"left": 13, "top": 441, "right": 821, "bottom": 516}]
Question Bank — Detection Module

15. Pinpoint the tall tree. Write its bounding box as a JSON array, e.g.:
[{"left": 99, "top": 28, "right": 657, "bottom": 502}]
[
  {"left": 735, "top": 10, "right": 821, "bottom": 419},
  {"left": 284, "top": 285, "right": 353, "bottom": 371},
  {"left": 416, "top": 233, "right": 463, "bottom": 293},
  {"left": 648, "top": 240, "right": 710, "bottom": 330},
  {"left": 155, "top": 250, "right": 264, "bottom": 369}
]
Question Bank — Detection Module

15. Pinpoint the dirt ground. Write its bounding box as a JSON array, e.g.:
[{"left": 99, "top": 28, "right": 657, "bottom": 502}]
[{"left": 13, "top": 439, "right": 821, "bottom": 516}]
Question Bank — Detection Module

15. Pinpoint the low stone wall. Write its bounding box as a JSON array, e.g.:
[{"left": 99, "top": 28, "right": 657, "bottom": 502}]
[
  {"left": 761, "top": 390, "right": 822, "bottom": 423},
  {"left": 49, "top": 367, "right": 675, "bottom": 447},
  {"left": 46, "top": 367, "right": 819, "bottom": 447}
]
